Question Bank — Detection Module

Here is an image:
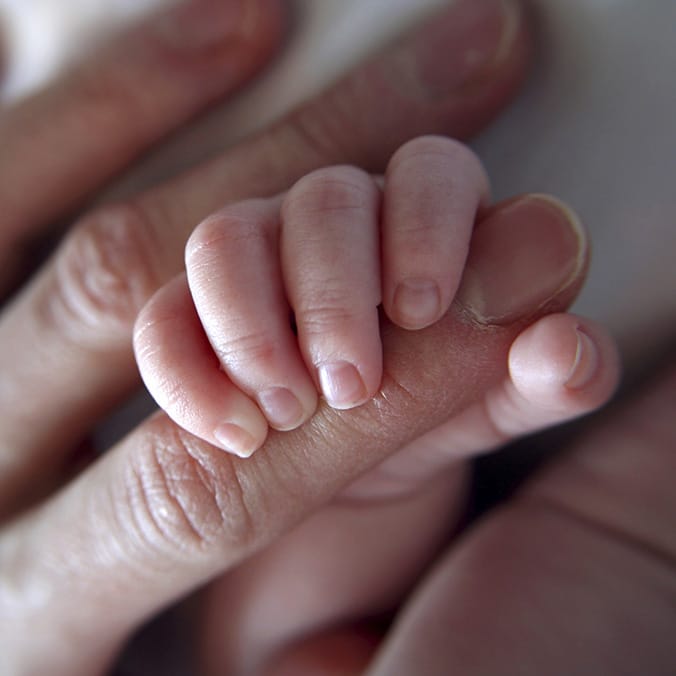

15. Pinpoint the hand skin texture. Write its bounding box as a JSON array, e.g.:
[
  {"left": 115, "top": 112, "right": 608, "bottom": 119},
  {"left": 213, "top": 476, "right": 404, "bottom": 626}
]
[
  {"left": 1, "top": 0, "right": 671, "bottom": 675},
  {"left": 134, "top": 137, "right": 493, "bottom": 456}
]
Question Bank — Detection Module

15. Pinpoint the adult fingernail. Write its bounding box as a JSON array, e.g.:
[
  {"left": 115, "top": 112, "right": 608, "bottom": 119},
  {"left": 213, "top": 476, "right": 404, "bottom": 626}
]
[
  {"left": 456, "top": 195, "right": 587, "bottom": 325},
  {"left": 400, "top": 0, "right": 521, "bottom": 98},
  {"left": 214, "top": 422, "right": 260, "bottom": 458},
  {"left": 318, "top": 361, "right": 368, "bottom": 410},
  {"left": 156, "top": 0, "right": 253, "bottom": 51},
  {"left": 393, "top": 279, "right": 441, "bottom": 329},
  {"left": 258, "top": 387, "right": 305, "bottom": 431},
  {"left": 565, "top": 328, "right": 600, "bottom": 390}
]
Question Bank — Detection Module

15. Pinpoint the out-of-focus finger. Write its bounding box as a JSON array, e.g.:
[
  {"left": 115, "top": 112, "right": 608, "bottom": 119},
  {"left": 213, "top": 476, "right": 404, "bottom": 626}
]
[
  {"left": 281, "top": 166, "right": 382, "bottom": 410},
  {"left": 261, "top": 626, "right": 381, "bottom": 676},
  {"left": 382, "top": 135, "right": 489, "bottom": 330},
  {"left": 200, "top": 467, "right": 468, "bottom": 675},
  {"left": 185, "top": 198, "right": 317, "bottom": 433},
  {"left": 0, "top": 0, "right": 530, "bottom": 514},
  {"left": 367, "top": 363, "right": 676, "bottom": 676},
  {"left": 0, "top": 0, "right": 284, "bottom": 262},
  {"left": 0, "top": 194, "right": 587, "bottom": 675},
  {"left": 134, "top": 274, "right": 269, "bottom": 458}
]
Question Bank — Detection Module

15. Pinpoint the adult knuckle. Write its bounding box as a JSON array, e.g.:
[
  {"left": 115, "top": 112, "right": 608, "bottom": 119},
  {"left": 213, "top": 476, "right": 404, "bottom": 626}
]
[
  {"left": 42, "top": 202, "right": 160, "bottom": 345},
  {"left": 118, "top": 421, "right": 258, "bottom": 559}
]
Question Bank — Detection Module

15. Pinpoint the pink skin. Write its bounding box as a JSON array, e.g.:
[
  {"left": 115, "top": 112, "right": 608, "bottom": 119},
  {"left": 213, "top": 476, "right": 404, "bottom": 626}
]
[
  {"left": 134, "top": 136, "right": 490, "bottom": 456},
  {"left": 1, "top": 4, "right": 636, "bottom": 675}
]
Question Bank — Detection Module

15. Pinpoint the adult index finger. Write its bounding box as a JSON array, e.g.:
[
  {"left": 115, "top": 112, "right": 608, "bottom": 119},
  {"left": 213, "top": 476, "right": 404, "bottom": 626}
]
[{"left": 0, "top": 0, "right": 284, "bottom": 286}]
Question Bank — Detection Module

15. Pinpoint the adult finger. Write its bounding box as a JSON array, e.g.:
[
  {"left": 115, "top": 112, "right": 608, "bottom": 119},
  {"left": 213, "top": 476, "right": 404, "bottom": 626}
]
[
  {"left": 345, "top": 310, "right": 619, "bottom": 501},
  {"left": 0, "top": 195, "right": 588, "bottom": 676},
  {"left": 238, "top": 306, "right": 622, "bottom": 675},
  {"left": 195, "top": 313, "right": 618, "bottom": 673},
  {"left": 0, "top": 0, "right": 284, "bottom": 268},
  {"left": 367, "top": 364, "right": 676, "bottom": 676},
  {"left": 202, "top": 467, "right": 467, "bottom": 675},
  {"left": 197, "top": 213, "right": 618, "bottom": 673},
  {"left": 0, "top": 0, "right": 530, "bottom": 511}
]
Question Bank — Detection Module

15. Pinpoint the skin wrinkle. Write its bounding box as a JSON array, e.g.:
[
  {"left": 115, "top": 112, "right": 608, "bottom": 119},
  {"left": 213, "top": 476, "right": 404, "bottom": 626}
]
[
  {"left": 189, "top": 429, "right": 265, "bottom": 549},
  {"left": 186, "top": 207, "right": 278, "bottom": 265},
  {"left": 172, "top": 424, "right": 261, "bottom": 553},
  {"left": 44, "top": 202, "right": 163, "bottom": 342},
  {"left": 152, "top": 442, "right": 220, "bottom": 549}
]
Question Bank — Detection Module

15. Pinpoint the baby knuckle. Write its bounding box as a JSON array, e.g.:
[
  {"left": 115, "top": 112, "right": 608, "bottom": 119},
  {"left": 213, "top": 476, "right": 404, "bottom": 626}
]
[
  {"left": 286, "top": 166, "right": 375, "bottom": 220},
  {"left": 393, "top": 134, "right": 475, "bottom": 165},
  {"left": 391, "top": 135, "right": 488, "bottom": 190},
  {"left": 186, "top": 206, "right": 268, "bottom": 269},
  {"left": 298, "top": 298, "right": 356, "bottom": 334},
  {"left": 213, "top": 330, "right": 280, "bottom": 368},
  {"left": 43, "top": 203, "right": 160, "bottom": 345},
  {"left": 119, "top": 422, "right": 258, "bottom": 558}
]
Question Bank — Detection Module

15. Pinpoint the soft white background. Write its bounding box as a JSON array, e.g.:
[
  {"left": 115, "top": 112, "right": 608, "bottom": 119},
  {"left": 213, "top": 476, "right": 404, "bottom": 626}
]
[{"left": 2, "top": 0, "right": 675, "bottom": 369}]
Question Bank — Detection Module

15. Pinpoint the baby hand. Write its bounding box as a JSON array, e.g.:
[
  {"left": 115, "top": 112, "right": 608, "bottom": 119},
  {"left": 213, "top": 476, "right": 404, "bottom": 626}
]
[{"left": 134, "top": 136, "right": 489, "bottom": 457}]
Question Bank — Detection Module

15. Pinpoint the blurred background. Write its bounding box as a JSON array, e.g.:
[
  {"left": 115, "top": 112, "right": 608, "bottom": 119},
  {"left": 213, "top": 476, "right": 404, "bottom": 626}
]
[{"left": 2, "top": 0, "right": 674, "bottom": 376}]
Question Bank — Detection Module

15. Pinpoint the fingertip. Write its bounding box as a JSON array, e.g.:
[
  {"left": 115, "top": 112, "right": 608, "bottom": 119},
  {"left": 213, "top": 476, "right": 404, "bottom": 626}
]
[
  {"left": 213, "top": 419, "right": 268, "bottom": 458},
  {"left": 133, "top": 274, "right": 272, "bottom": 459},
  {"left": 386, "top": 136, "right": 490, "bottom": 199},
  {"left": 318, "top": 360, "right": 373, "bottom": 411},
  {"left": 509, "top": 313, "right": 621, "bottom": 413},
  {"left": 257, "top": 385, "right": 318, "bottom": 432},
  {"left": 388, "top": 279, "right": 443, "bottom": 331}
]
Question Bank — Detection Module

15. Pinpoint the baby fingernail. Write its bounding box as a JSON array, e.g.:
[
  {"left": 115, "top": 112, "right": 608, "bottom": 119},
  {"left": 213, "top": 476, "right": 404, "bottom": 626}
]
[
  {"left": 156, "top": 0, "right": 252, "bottom": 51},
  {"left": 318, "top": 361, "right": 367, "bottom": 410},
  {"left": 456, "top": 195, "right": 587, "bottom": 325},
  {"left": 566, "top": 329, "right": 599, "bottom": 390},
  {"left": 393, "top": 279, "right": 441, "bottom": 329},
  {"left": 258, "top": 387, "right": 305, "bottom": 431},
  {"left": 214, "top": 422, "right": 259, "bottom": 458}
]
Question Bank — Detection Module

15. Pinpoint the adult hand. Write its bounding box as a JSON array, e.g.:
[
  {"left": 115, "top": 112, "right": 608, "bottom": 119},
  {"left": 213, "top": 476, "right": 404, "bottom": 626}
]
[
  {"left": 0, "top": 1, "right": 621, "bottom": 674},
  {"left": 264, "top": 358, "right": 676, "bottom": 676}
]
